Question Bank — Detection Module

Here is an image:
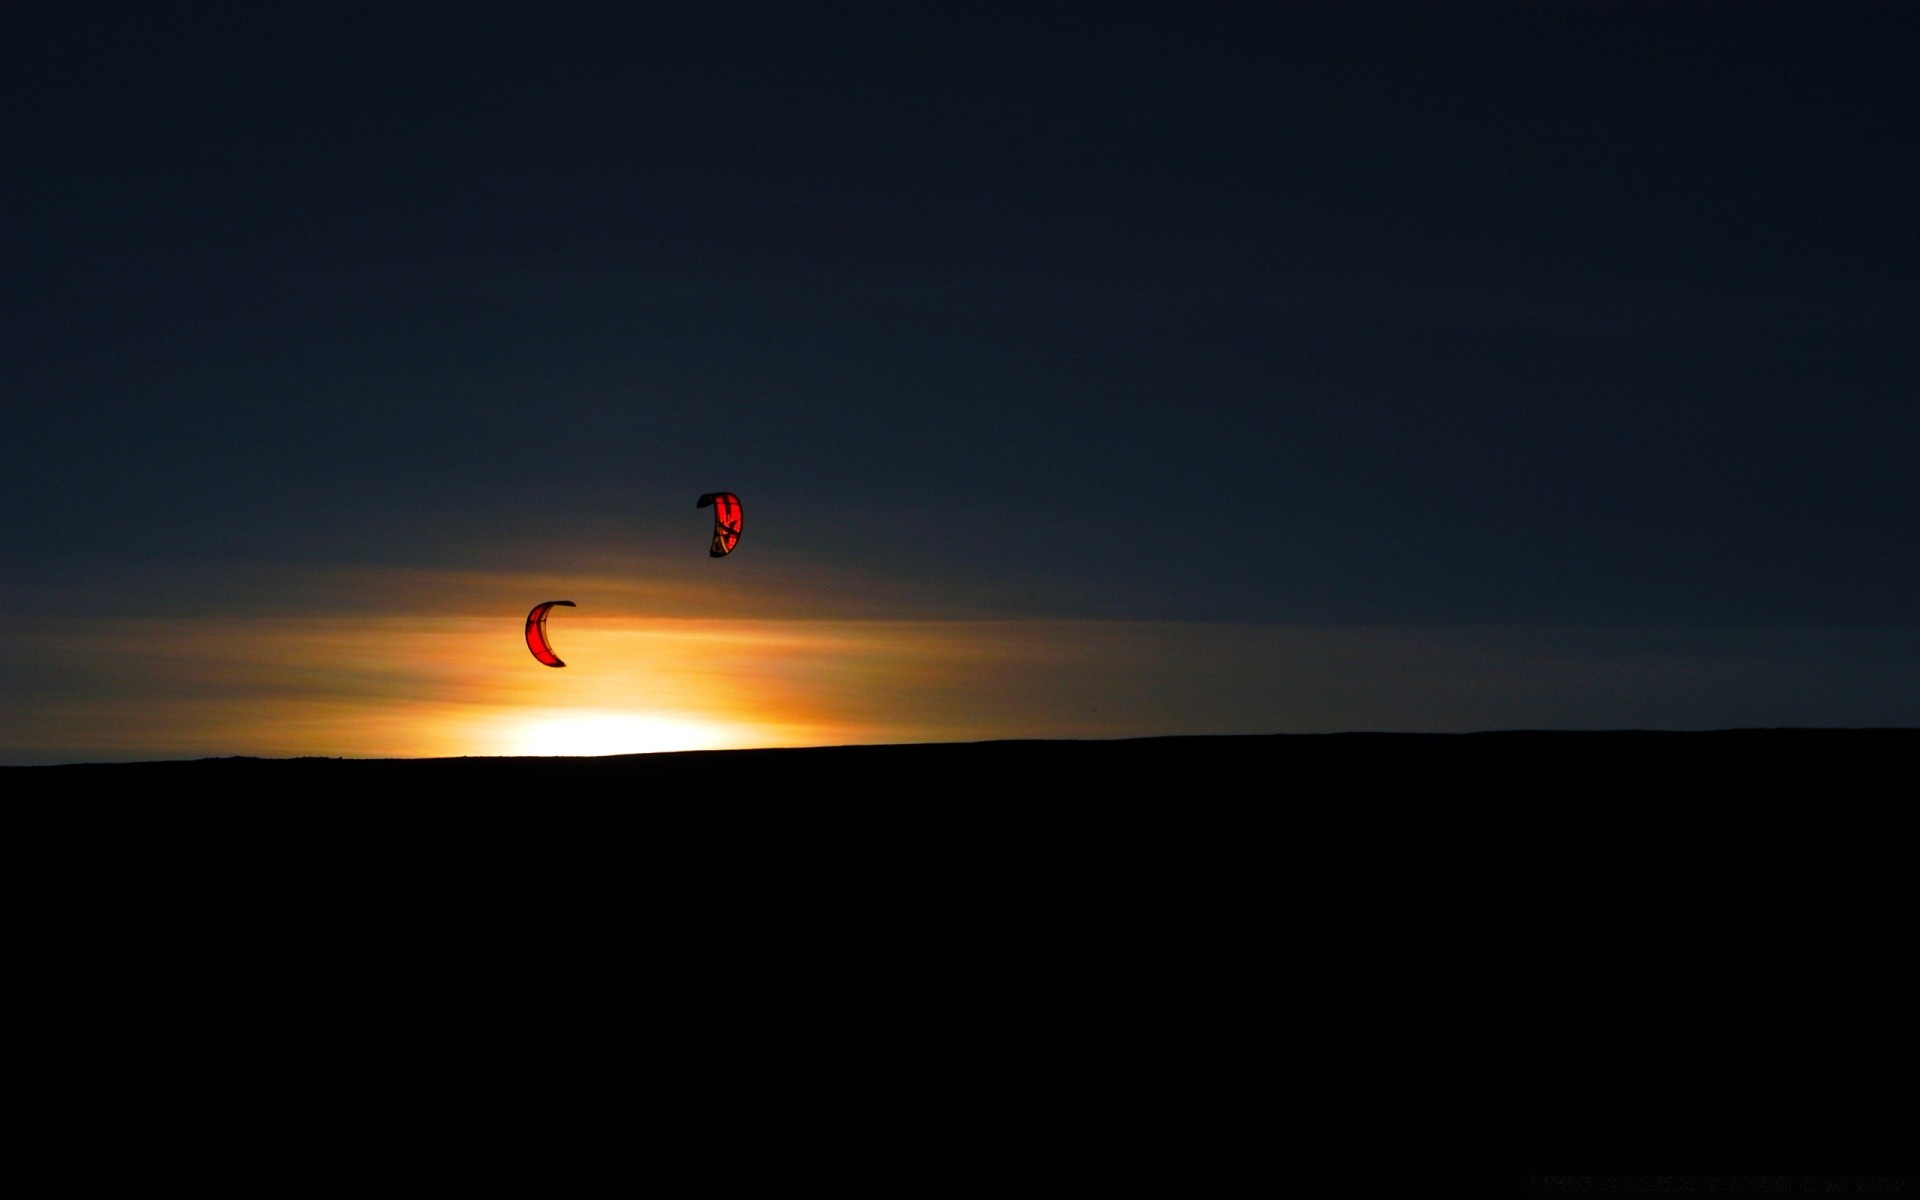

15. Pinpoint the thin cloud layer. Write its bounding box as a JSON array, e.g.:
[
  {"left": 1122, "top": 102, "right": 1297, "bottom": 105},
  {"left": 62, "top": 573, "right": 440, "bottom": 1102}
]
[{"left": 5, "top": 562, "right": 1913, "bottom": 764}]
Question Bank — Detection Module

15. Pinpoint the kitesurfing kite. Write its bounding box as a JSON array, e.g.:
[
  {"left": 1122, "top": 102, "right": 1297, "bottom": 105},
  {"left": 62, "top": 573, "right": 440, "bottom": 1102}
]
[
  {"left": 697, "top": 492, "right": 742, "bottom": 557},
  {"left": 525, "top": 600, "right": 576, "bottom": 667}
]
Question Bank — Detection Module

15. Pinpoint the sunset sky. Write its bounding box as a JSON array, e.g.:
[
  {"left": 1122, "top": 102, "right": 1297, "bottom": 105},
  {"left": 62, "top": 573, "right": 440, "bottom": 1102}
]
[{"left": 4, "top": 2, "right": 1916, "bottom": 763}]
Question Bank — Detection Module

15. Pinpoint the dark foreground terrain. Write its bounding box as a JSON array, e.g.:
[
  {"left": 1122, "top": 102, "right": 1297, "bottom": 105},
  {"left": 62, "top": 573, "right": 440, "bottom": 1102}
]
[
  {"left": 15, "top": 726, "right": 1909, "bottom": 914},
  {"left": 9, "top": 727, "right": 1912, "bottom": 793},
  {"left": 8, "top": 728, "right": 1910, "bottom": 1165}
]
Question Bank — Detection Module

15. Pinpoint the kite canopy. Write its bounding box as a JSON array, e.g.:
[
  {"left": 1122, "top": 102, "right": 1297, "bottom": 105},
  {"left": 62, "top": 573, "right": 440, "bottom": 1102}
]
[
  {"left": 697, "top": 492, "right": 742, "bottom": 557},
  {"left": 525, "top": 600, "right": 575, "bottom": 667}
]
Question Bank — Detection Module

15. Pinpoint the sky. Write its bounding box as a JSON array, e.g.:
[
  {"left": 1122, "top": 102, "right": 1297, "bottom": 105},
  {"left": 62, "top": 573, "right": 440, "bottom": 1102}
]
[{"left": 3, "top": 1, "right": 1916, "bottom": 762}]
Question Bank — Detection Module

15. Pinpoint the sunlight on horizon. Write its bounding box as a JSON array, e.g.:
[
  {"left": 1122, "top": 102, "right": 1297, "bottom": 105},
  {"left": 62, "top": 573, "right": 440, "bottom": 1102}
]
[
  {"left": 488, "top": 710, "right": 749, "bottom": 757},
  {"left": 7, "top": 565, "right": 1909, "bottom": 765}
]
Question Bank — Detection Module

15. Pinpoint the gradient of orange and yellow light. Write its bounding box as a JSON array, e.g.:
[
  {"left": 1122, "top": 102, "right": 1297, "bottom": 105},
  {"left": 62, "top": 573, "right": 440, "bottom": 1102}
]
[
  {"left": 5, "top": 560, "right": 1913, "bottom": 764},
  {"left": 7, "top": 614, "right": 850, "bottom": 761},
  {"left": 0, "top": 561, "right": 943, "bottom": 761}
]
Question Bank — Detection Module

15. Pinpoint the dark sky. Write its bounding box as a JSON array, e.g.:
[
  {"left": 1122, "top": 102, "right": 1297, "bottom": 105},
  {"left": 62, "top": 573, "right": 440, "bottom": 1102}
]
[{"left": 6, "top": 0, "right": 1917, "bottom": 631}]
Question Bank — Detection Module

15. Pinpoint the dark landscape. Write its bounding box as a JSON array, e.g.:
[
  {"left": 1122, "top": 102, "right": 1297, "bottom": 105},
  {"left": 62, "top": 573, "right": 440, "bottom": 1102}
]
[
  {"left": 13, "top": 725, "right": 1910, "bottom": 1175},
  {"left": 13, "top": 728, "right": 1911, "bottom": 794}
]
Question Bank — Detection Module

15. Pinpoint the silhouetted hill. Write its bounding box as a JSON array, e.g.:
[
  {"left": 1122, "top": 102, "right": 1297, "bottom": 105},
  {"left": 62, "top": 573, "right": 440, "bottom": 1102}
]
[
  {"left": 10, "top": 727, "right": 1913, "bottom": 797},
  {"left": 8, "top": 729, "right": 1908, "bottom": 1167}
]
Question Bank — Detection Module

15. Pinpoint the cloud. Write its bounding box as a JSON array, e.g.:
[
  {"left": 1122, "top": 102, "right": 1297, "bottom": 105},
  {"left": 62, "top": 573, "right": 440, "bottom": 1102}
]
[{"left": 3, "top": 560, "right": 1913, "bottom": 764}]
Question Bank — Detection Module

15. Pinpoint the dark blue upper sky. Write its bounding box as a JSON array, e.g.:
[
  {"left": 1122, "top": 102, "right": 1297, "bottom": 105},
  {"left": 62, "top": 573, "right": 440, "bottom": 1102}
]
[{"left": 6, "top": 1, "right": 1916, "bottom": 625}]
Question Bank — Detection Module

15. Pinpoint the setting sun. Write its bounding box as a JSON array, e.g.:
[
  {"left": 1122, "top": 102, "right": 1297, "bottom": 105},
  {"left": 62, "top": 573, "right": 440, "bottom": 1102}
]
[{"left": 494, "top": 710, "right": 742, "bottom": 757}]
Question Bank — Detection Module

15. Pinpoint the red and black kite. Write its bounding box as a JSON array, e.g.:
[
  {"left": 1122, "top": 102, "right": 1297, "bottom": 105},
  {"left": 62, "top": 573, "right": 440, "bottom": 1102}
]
[
  {"left": 525, "top": 600, "right": 576, "bottom": 667},
  {"left": 697, "top": 492, "right": 742, "bottom": 557}
]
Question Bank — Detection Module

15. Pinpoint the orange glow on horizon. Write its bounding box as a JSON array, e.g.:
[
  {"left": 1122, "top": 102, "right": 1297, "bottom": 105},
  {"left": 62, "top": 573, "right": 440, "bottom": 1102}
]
[
  {"left": 7, "top": 597, "right": 1901, "bottom": 765},
  {"left": 29, "top": 557, "right": 1847, "bottom": 764},
  {"left": 4, "top": 611, "right": 884, "bottom": 761},
  {"left": 485, "top": 710, "right": 740, "bottom": 757},
  {"left": 5, "top": 596, "right": 1325, "bottom": 762}
]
